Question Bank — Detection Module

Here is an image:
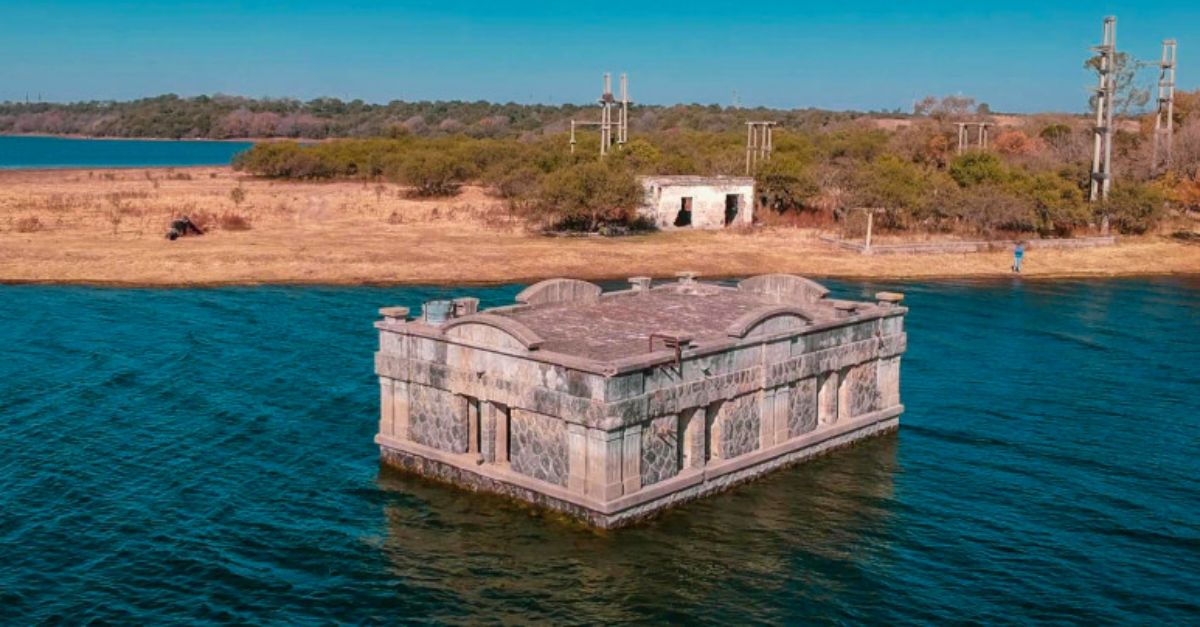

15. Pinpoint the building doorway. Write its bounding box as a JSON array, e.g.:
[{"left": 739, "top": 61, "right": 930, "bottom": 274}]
[
  {"left": 724, "top": 194, "right": 741, "bottom": 226},
  {"left": 674, "top": 197, "right": 693, "bottom": 227}
]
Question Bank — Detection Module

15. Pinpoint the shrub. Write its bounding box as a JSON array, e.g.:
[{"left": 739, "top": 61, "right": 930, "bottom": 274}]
[
  {"left": 535, "top": 161, "right": 642, "bottom": 231},
  {"left": 218, "top": 212, "right": 252, "bottom": 231},
  {"left": 993, "top": 130, "right": 1046, "bottom": 156},
  {"left": 755, "top": 154, "right": 818, "bottom": 213},
  {"left": 954, "top": 184, "right": 1038, "bottom": 235},
  {"left": 388, "top": 150, "right": 473, "bottom": 197},
  {"left": 230, "top": 186, "right": 247, "bottom": 207},
  {"left": 14, "top": 216, "right": 43, "bottom": 233},
  {"left": 948, "top": 152, "right": 1008, "bottom": 187},
  {"left": 1102, "top": 184, "right": 1167, "bottom": 234}
]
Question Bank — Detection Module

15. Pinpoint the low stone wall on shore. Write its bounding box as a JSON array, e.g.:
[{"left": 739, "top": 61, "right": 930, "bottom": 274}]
[{"left": 819, "top": 235, "right": 1118, "bottom": 255}]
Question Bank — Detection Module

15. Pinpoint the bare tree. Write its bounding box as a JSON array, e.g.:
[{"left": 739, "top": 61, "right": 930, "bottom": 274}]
[{"left": 1085, "top": 52, "right": 1151, "bottom": 116}]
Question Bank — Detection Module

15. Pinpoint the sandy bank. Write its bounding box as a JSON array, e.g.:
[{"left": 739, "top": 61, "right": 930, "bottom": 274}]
[{"left": 1, "top": 167, "right": 1197, "bottom": 287}]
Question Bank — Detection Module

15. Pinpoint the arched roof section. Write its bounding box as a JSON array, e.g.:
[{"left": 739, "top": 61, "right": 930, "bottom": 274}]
[
  {"left": 725, "top": 305, "right": 814, "bottom": 339},
  {"left": 737, "top": 274, "right": 830, "bottom": 305},
  {"left": 515, "top": 278, "right": 602, "bottom": 306},
  {"left": 442, "top": 314, "right": 544, "bottom": 351}
]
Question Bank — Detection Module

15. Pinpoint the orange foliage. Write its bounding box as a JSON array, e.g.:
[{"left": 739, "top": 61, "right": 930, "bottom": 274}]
[
  {"left": 923, "top": 134, "right": 953, "bottom": 166},
  {"left": 993, "top": 130, "right": 1046, "bottom": 156},
  {"left": 1168, "top": 176, "right": 1200, "bottom": 210}
]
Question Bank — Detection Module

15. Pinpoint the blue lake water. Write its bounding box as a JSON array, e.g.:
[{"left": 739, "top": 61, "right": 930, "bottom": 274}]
[
  {"left": 0, "top": 136, "right": 253, "bottom": 169},
  {"left": 1, "top": 279, "right": 1198, "bottom": 623}
]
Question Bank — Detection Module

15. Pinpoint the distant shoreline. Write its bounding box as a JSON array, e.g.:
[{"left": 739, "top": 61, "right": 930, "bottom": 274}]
[{"left": 0, "top": 133, "right": 294, "bottom": 143}]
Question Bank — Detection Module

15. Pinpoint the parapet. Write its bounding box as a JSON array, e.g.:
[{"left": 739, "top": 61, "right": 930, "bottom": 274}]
[{"left": 515, "top": 278, "right": 602, "bottom": 306}]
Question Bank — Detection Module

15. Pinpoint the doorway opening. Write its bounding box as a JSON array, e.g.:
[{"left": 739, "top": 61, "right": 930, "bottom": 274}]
[
  {"left": 673, "top": 197, "right": 693, "bottom": 227},
  {"left": 724, "top": 194, "right": 741, "bottom": 226}
]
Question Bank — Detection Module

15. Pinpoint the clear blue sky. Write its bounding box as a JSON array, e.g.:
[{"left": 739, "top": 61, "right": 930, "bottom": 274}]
[{"left": 1, "top": 1, "right": 1195, "bottom": 113}]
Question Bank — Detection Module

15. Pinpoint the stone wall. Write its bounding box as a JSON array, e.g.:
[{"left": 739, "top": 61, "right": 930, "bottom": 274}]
[
  {"left": 787, "top": 377, "right": 819, "bottom": 437},
  {"left": 843, "top": 362, "right": 881, "bottom": 418},
  {"left": 639, "top": 181, "right": 754, "bottom": 230},
  {"left": 720, "top": 393, "right": 761, "bottom": 459},
  {"left": 510, "top": 408, "right": 569, "bottom": 487},
  {"left": 640, "top": 415, "right": 680, "bottom": 487},
  {"left": 408, "top": 383, "right": 467, "bottom": 453}
]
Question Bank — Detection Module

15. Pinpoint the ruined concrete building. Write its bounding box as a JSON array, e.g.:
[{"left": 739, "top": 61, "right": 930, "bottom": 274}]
[
  {"left": 638, "top": 176, "right": 754, "bottom": 229},
  {"left": 374, "top": 274, "right": 907, "bottom": 528}
]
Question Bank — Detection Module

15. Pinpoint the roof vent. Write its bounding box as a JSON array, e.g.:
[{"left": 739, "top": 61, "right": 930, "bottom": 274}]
[
  {"left": 424, "top": 300, "right": 455, "bottom": 325},
  {"left": 629, "top": 276, "right": 652, "bottom": 292},
  {"left": 454, "top": 297, "right": 480, "bottom": 316}
]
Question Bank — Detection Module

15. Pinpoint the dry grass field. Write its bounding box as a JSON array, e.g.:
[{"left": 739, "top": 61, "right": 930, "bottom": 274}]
[{"left": 1, "top": 166, "right": 1197, "bottom": 286}]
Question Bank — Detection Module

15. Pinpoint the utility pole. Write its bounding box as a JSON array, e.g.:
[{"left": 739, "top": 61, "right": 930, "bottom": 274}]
[
  {"left": 745, "top": 121, "right": 776, "bottom": 175},
  {"left": 619, "top": 73, "right": 629, "bottom": 148},
  {"left": 955, "top": 122, "right": 992, "bottom": 154},
  {"left": 1152, "top": 39, "right": 1178, "bottom": 173},
  {"left": 1089, "top": 16, "right": 1117, "bottom": 203},
  {"left": 570, "top": 72, "right": 631, "bottom": 157}
]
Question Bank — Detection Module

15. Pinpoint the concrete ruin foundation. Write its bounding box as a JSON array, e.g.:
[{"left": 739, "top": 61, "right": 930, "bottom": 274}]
[{"left": 374, "top": 274, "right": 907, "bottom": 528}]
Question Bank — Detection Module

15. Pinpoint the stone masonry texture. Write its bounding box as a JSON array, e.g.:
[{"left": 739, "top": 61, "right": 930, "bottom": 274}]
[
  {"left": 510, "top": 409, "right": 569, "bottom": 487},
  {"left": 847, "top": 363, "right": 881, "bottom": 417},
  {"left": 408, "top": 383, "right": 467, "bottom": 453},
  {"left": 721, "top": 393, "right": 761, "bottom": 459},
  {"left": 788, "top": 377, "right": 819, "bottom": 437},
  {"left": 640, "top": 415, "right": 680, "bottom": 487}
]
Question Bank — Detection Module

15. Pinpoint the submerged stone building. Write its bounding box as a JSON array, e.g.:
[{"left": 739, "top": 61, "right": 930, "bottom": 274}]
[{"left": 374, "top": 274, "right": 906, "bottom": 528}]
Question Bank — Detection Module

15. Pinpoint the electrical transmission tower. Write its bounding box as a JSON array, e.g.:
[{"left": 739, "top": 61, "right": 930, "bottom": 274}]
[
  {"left": 570, "top": 73, "right": 631, "bottom": 157},
  {"left": 1152, "top": 39, "right": 1178, "bottom": 173},
  {"left": 745, "top": 121, "right": 776, "bottom": 175},
  {"left": 1089, "top": 16, "right": 1117, "bottom": 203}
]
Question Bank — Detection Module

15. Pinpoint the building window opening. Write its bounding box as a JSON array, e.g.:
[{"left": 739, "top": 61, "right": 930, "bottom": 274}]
[
  {"left": 724, "top": 194, "right": 741, "bottom": 226},
  {"left": 674, "top": 197, "right": 693, "bottom": 227}
]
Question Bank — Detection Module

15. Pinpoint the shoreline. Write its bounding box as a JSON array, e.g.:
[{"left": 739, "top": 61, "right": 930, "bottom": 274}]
[
  {"left": 0, "top": 132, "right": 281, "bottom": 143},
  {"left": 2, "top": 166, "right": 1197, "bottom": 287},
  {"left": 2, "top": 269, "right": 1199, "bottom": 289}
]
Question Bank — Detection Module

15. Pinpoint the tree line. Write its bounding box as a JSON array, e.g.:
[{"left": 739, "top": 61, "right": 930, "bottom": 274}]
[
  {"left": 231, "top": 94, "right": 1200, "bottom": 236},
  {"left": 0, "top": 94, "right": 874, "bottom": 140}
]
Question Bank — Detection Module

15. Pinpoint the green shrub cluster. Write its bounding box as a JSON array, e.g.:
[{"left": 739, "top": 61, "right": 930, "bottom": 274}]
[{"left": 232, "top": 124, "right": 1169, "bottom": 235}]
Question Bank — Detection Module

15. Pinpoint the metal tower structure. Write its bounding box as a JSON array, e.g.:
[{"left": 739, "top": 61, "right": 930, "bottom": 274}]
[
  {"left": 570, "top": 73, "right": 631, "bottom": 157},
  {"left": 1152, "top": 39, "right": 1178, "bottom": 173},
  {"left": 1089, "top": 16, "right": 1117, "bottom": 203},
  {"left": 745, "top": 121, "right": 776, "bottom": 174}
]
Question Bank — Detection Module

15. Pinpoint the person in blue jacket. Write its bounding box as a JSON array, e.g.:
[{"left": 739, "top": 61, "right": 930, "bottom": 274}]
[{"left": 1012, "top": 241, "right": 1025, "bottom": 273}]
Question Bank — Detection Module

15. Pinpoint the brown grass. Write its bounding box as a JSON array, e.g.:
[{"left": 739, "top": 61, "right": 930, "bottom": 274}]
[{"left": 0, "top": 166, "right": 1197, "bottom": 286}]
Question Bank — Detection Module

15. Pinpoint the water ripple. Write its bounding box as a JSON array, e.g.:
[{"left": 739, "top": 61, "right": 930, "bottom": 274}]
[{"left": 0, "top": 279, "right": 1198, "bottom": 623}]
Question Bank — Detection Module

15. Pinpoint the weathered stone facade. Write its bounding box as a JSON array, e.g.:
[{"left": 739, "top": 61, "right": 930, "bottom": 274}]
[
  {"left": 510, "top": 409, "right": 569, "bottom": 487},
  {"left": 374, "top": 275, "right": 907, "bottom": 528},
  {"left": 640, "top": 415, "right": 679, "bottom": 487},
  {"left": 408, "top": 383, "right": 467, "bottom": 453},
  {"left": 638, "top": 175, "right": 754, "bottom": 230}
]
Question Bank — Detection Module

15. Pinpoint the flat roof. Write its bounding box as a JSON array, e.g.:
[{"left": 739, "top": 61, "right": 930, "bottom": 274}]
[
  {"left": 491, "top": 280, "right": 851, "bottom": 362},
  {"left": 638, "top": 175, "right": 754, "bottom": 186}
]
